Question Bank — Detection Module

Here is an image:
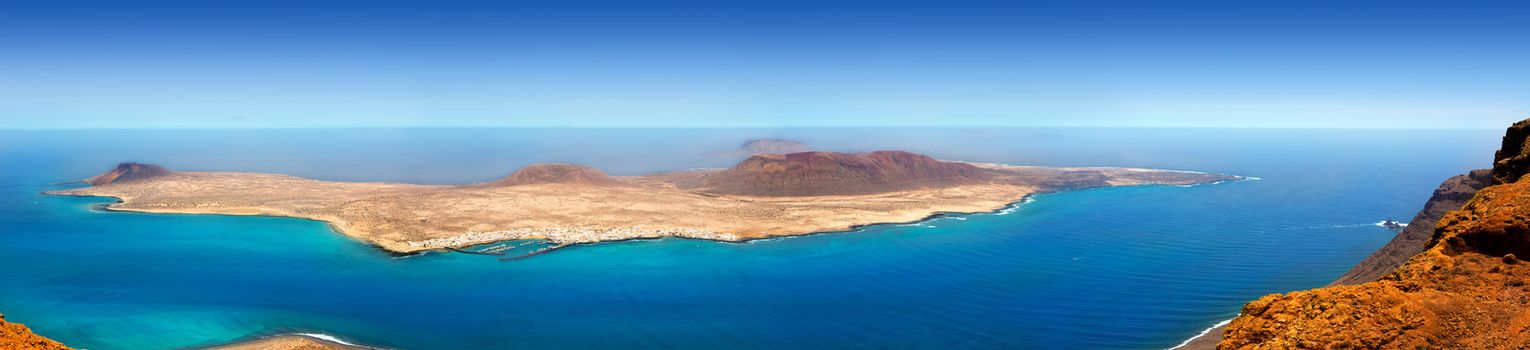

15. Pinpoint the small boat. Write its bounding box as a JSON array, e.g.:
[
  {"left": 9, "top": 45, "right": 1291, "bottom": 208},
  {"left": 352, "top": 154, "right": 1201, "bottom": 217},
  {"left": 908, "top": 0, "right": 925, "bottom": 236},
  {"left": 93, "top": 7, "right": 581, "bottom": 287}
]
[{"left": 1381, "top": 219, "right": 1404, "bottom": 230}]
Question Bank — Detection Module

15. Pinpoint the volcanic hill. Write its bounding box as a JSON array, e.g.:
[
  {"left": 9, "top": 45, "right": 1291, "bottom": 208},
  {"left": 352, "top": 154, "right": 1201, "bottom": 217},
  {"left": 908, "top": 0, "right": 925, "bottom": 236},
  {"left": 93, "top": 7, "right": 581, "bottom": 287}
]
[
  {"left": 83, "top": 162, "right": 171, "bottom": 186},
  {"left": 483, "top": 163, "right": 624, "bottom": 187},
  {"left": 695, "top": 151, "right": 991, "bottom": 196}
]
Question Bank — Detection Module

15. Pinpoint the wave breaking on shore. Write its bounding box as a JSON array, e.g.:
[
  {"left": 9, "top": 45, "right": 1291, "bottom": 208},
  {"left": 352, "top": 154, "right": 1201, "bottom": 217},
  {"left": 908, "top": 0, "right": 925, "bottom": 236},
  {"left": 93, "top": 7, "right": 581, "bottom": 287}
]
[{"left": 1168, "top": 318, "right": 1233, "bottom": 350}]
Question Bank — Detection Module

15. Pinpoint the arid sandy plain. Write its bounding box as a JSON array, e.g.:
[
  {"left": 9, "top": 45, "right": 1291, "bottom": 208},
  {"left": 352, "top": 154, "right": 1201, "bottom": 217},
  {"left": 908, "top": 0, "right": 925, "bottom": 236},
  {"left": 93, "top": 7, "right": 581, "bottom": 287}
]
[{"left": 51, "top": 153, "right": 1236, "bottom": 254}]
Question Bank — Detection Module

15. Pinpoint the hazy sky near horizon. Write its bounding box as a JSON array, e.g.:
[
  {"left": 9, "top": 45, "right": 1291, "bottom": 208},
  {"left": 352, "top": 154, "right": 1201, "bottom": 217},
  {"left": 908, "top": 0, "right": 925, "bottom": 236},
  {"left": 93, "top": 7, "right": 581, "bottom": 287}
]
[{"left": 2, "top": 0, "right": 1527, "bottom": 129}]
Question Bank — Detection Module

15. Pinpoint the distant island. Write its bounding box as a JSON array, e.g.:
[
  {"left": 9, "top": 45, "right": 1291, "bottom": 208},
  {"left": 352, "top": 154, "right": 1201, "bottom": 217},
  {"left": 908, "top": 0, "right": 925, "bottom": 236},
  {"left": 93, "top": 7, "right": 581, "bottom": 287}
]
[
  {"left": 737, "top": 138, "right": 812, "bottom": 155},
  {"left": 707, "top": 138, "right": 813, "bottom": 157},
  {"left": 49, "top": 150, "right": 1237, "bottom": 256}
]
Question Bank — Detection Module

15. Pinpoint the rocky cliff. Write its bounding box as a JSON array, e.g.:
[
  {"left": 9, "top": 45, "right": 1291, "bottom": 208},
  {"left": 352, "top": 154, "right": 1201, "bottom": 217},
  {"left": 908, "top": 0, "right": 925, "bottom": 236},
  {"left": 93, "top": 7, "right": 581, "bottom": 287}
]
[
  {"left": 1181, "top": 169, "right": 1494, "bottom": 349},
  {"left": 1330, "top": 169, "right": 1493, "bottom": 285},
  {"left": 1492, "top": 119, "right": 1530, "bottom": 185},
  {"left": 697, "top": 150, "right": 992, "bottom": 196},
  {"left": 0, "top": 313, "right": 69, "bottom": 350},
  {"left": 84, "top": 162, "right": 171, "bottom": 186},
  {"left": 1219, "top": 118, "right": 1530, "bottom": 349}
]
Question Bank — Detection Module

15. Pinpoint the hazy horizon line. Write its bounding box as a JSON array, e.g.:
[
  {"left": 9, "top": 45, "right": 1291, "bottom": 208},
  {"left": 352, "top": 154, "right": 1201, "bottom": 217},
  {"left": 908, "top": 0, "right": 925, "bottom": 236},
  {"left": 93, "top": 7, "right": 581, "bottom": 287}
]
[{"left": 0, "top": 125, "right": 1503, "bottom": 131}]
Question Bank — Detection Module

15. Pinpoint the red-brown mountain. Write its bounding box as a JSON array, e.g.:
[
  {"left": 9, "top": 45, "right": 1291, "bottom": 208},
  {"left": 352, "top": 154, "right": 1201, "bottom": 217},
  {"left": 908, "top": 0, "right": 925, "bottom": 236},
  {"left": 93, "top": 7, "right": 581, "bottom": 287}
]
[
  {"left": 483, "top": 163, "right": 624, "bottom": 187},
  {"left": 697, "top": 150, "right": 992, "bottom": 196},
  {"left": 84, "top": 162, "right": 172, "bottom": 186}
]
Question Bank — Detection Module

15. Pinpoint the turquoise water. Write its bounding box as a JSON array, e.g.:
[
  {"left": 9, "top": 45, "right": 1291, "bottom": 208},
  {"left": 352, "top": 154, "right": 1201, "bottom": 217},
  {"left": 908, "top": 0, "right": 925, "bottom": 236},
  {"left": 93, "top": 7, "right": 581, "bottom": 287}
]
[{"left": 0, "top": 128, "right": 1500, "bottom": 349}]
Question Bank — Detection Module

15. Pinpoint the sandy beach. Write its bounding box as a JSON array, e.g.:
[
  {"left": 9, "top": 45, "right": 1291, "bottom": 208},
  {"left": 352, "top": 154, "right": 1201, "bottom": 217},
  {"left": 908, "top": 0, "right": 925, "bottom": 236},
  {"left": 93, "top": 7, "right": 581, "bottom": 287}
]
[{"left": 206, "top": 334, "right": 371, "bottom": 350}]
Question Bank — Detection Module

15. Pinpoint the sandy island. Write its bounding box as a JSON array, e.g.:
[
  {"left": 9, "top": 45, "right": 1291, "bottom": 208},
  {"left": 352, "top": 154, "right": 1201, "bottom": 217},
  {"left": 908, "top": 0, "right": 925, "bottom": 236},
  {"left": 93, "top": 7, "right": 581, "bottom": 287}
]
[
  {"left": 205, "top": 334, "right": 370, "bottom": 350},
  {"left": 49, "top": 151, "right": 1237, "bottom": 256}
]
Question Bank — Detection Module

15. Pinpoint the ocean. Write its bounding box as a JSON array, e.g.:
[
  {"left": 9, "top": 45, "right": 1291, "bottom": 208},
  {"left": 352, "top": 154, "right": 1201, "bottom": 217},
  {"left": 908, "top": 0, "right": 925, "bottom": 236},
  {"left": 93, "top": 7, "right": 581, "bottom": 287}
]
[{"left": 0, "top": 128, "right": 1500, "bottom": 349}]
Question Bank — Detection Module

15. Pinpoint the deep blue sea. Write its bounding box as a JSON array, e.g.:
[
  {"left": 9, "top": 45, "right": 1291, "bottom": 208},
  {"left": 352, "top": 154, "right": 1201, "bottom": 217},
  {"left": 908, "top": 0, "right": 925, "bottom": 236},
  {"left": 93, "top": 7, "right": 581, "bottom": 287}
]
[{"left": 0, "top": 128, "right": 1500, "bottom": 349}]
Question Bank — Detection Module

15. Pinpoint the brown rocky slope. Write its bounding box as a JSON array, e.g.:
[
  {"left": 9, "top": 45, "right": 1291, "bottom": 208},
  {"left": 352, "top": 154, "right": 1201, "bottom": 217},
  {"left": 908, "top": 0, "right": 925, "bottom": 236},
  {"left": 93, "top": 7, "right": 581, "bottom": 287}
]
[
  {"left": 696, "top": 150, "right": 991, "bottom": 196},
  {"left": 83, "top": 162, "right": 171, "bottom": 186},
  {"left": 1330, "top": 169, "right": 1493, "bottom": 285},
  {"left": 0, "top": 313, "right": 69, "bottom": 350},
  {"left": 1218, "top": 118, "right": 1530, "bottom": 349},
  {"left": 1180, "top": 169, "right": 1494, "bottom": 349}
]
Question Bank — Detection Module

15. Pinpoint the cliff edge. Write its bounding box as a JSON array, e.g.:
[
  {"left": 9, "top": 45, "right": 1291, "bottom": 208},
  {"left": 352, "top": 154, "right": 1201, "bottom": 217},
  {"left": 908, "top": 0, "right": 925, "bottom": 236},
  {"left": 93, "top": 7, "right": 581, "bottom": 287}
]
[
  {"left": 0, "top": 313, "right": 70, "bottom": 350},
  {"left": 1493, "top": 118, "right": 1530, "bottom": 185},
  {"left": 1180, "top": 168, "right": 1493, "bottom": 349},
  {"left": 1330, "top": 169, "right": 1493, "bottom": 285},
  {"left": 1219, "top": 118, "right": 1530, "bottom": 349}
]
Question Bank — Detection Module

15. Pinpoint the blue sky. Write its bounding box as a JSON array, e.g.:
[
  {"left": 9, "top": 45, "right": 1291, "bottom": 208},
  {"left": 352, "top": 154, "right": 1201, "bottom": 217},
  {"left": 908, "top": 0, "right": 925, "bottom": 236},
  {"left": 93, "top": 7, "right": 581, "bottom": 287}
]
[{"left": 1, "top": 0, "right": 1527, "bottom": 129}]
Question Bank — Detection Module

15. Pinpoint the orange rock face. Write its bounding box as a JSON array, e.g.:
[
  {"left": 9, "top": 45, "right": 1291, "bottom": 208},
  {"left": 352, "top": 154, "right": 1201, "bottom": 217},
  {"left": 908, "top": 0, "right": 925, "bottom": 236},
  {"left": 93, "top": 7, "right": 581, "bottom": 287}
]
[
  {"left": 1220, "top": 118, "right": 1530, "bottom": 349},
  {"left": 0, "top": 313, "right": 69, "bottom": 350}
]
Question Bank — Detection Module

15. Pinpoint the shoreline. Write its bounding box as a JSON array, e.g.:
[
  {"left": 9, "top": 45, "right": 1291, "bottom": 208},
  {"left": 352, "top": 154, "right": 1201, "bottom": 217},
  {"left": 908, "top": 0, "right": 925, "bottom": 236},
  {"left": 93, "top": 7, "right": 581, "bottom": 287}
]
[
  {"left": 496, "top": 193, "right": 1048, "bottom": 258},
  {"left": 49, "top": 176, "right": 1243, "bottom": 261},
  {"left": 1161, "top": 176, "right": 1269, "bottom": 350},
  {"left": 203, "top": 332, "right": 381, "bottom": 350},
  {"left": 50, "top": 175, "right": 1242, "bottom": 259},
  {"left": 45, "top": 186, "right": 1046, "bottom": 255},
  {"left": 32, "top": 168, "right": 1249, "bottom": 349},
  {"left": 1168, "top": 317, "right": 1234, "bottom": 350},
  {"left": 159, "top": 182, "right": 1236, "bottom": 349},
  {"left": 46, "top": 164, "right": 1242, "bottom": 257},
  {"left": 49, "top": 192, "right": 424, "bottom": 257},
  {"left": 369, "top": 192, "right": 1044, "bottom": 259}
]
